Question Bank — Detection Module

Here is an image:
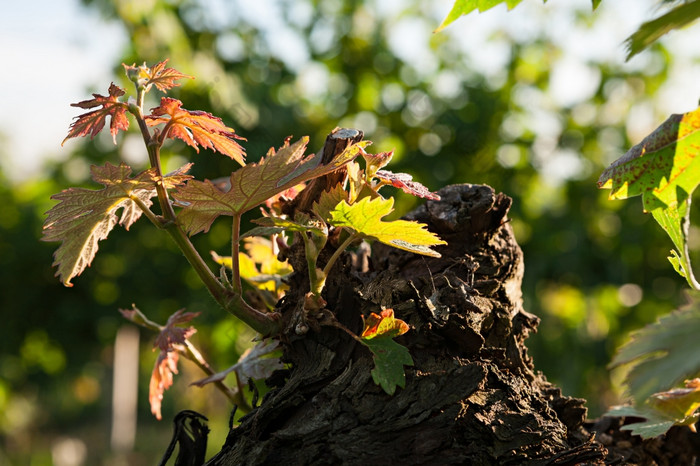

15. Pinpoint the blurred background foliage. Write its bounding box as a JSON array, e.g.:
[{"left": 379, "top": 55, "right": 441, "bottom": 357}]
[{"left": 1, "top": 0, "right": 698, "bottom": 464}]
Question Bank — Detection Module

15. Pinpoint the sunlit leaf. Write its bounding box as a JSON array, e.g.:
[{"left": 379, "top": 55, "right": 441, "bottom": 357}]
[
  {"left": 359, "top": 309, "right": 413, "bottom": 395},
  {"left": 625, "top": 2, "right": 700, "bottom": 60},
  {"left": 649, "top": 378, "right": 700, "bottom": 423},
  {"left": 361, "top": 149, "right": 393, "bottom": 179},
  {"left": 598, "top": 107, "right": 700, "bottom": 286},
  {"left": 598, "top": 108, "right": 700, "bottom": 211},
  {"left": 173, "top": 137, "right": 364, "bottom": 235},
  {"left": 651, "top": 202, "right": 696, "bottom": 288},
  {"left": 328, "top": 197, "right": 446, "bottom": 257},
  {"left": 252, "top": 214, "right": 328, "bottom": 237},
  {"left": 375, "top": 170, "right": 441, "bottom": 201},
  {"left": 123, "top": 59, "right": 193, "bottom": 92},
  {"left": 361, "top": 308, "right": 410, "bottom": 339},
  {"left": 212, "top": 237, "right": 292, "bottom": 293},
  {"left": 63, "top": 83, "right": 129, "bottom": 145},
  {"left": 42, "top": 163, "right": 192, "bottom": 286},
  {"left": 610, "top": 294, "right": 700, "bottom": 402},
  {"left": 146, "top": 97, "right": 246, "bottom": 165}
]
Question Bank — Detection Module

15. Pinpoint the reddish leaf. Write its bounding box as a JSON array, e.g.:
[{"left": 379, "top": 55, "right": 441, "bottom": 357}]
[
  {"left": 123, "top": 59, "right": 193, "bottom": 92},
  {"left": 154, "top": 309, "right": 200, "bottom": 352},
  {"left": 63, "top": 83, "right": 129, "bottom": 145},
  {"left": 149, "top": 309, "right": 199, "bottom": 420},
  {"left": 150, "top": 350, "right": 179, "bottom": 421},
  {"left": 146, "top": 97, "right": 246, "bottom": 165},
  {"left": 375, "top": 170, "right": 441, "bottom": 201}
]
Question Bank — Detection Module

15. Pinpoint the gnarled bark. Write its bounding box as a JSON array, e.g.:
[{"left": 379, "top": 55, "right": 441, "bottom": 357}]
[
  {"left": 197, "top": 130, "right": 700, "bottom": 465},
  {"left": 204, "top": 181, "right": 612, "bottom": 465}
]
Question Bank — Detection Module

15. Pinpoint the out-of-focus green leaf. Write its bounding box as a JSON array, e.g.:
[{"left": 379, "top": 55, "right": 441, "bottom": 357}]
[
  {"left": 610, "top": 295, "right": 700, "bottom": 401},
  {"left": 625, "top": 1, "right": 700, "bottom": 60},
  {"left": 606, "top": 378, "right": 700, "bottom": 438},
  {"left": 436, "top": 0, "right": 526, "bottom": 32},
  {"left": 605, "top": 405, "right": 676, "bottom": 438}
]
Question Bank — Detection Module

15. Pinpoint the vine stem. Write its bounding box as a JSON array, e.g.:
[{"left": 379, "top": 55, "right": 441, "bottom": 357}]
[
  {"left": 232, "top": 213, "right": 243, "bottom": 294},
  {"left": 127, "top": 97, "right": 280, "bottom": 335},
  {"left": 681, "top": 199, "right": 700, "bottom": 290},
  {"left": 323, "top": 231, "right": 361, "bottom": 278},
  {"left": 129, "top": 93, "right": 177, "bottom": 223}
]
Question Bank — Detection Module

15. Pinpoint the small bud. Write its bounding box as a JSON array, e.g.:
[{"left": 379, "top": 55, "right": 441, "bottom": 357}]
[{"left": 295, "top": 322, "right": 309, "bottom": 335}]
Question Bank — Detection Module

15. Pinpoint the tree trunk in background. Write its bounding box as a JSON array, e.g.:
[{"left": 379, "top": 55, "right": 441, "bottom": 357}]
[{"left": 205, "top": 181, "right": 700, "bottom": 465}]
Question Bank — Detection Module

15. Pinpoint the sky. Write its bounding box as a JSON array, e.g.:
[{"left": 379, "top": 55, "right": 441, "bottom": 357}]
[
  {"left": 0, "top": 0, "right": 125, "bottom": 182},
  {"left": 1, "top": 0, "right": 699, "bottom": 183}
]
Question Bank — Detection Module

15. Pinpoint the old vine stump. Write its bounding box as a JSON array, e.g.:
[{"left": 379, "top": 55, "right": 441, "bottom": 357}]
[
  {"left": 203, "top": 181, "right": 599, "bottom": 465},
  {"left": 202, "top": 131, "right": 700, "bottom": 465}
]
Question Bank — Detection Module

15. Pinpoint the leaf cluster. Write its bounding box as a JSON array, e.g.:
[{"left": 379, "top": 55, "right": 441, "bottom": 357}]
[{"left": 44, "top": 60, "right": 447, "bottom": 418}]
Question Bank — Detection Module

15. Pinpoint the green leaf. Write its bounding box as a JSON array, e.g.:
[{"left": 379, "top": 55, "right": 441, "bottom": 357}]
[
  {"left": 605, "top": 405, "right": 676, "bottom": 438},
  {"left": 610, "top": 295, "right": 700, "bottom": 402},
  {"left": 624, "top": 1, "right": 700, "bottom": 60},
  {"left": 435, "top": 0, "right": 526, "bottom": 32},
  {"left": 359, "top": 309, "right": 413, "bottom": 395},
  {"left": 592, "top": 0, "right": 602, "bottom": 10},
  {"left": 606, "top": 378, "right": 700, "bottom": 438},
  {"left": 651, "top": 201, "right": 697, "bottom": 288},
  {"left": 363, "top": 337, "right": 414, "bottom": 395},
  {"left": 311, "top": 184, "right": 349, "bottom": 221},
  {"left": 172, "top": 137, "right": 365, "bottom": 235},
  {"left": 328, "top": 196, "right": 446, "bottom": 257},
  {"left": 42, "top": 163, "right": 192, "bottom": 286},
  {"left": 598, "top": 107, "right": 700, "bottom": 287}
]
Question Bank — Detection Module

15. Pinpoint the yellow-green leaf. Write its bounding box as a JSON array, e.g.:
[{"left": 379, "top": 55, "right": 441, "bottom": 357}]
[
  {"left": 328, "top": 197, "right": 446, "bottom": 257},
  {"left": 598, "top": 107, "right": 700, "bottom": 287}
]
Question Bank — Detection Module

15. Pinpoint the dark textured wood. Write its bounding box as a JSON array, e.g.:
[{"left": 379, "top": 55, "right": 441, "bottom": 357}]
[
  {"left": 201, "top": 179, "right": 700, "bottom": 465},
  {"left": 205, "top": 183, "right": 610, "bottom": 465},
  {"left": 282, "top": 127, "right": 363, "bottom": 217}
]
